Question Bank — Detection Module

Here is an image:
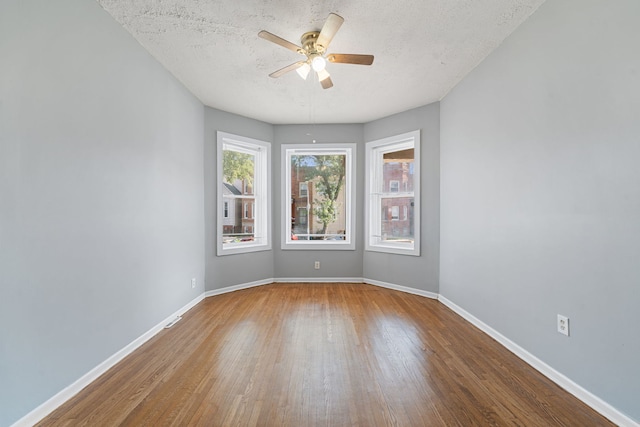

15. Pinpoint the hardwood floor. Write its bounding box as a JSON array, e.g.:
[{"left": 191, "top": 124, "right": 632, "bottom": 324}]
[{"left": 39, "top": 283, "right": 613, "bottom": 426}]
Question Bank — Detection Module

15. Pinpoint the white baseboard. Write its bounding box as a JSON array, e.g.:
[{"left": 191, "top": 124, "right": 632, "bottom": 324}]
[
  {"left": 438, "top": 295, "right": 639, "bottom": 427},
  {"left": 273, "top": 276, "right": 364, "bottom": 283},
  {"left": 204, "top": 278, "right": 274, "bottom": 297},
  {"left": 363, "top": 277, "right": 439, "bottom": 300},
  {"left": 11, "top": 293, "right": 205, "bottom": 427}
]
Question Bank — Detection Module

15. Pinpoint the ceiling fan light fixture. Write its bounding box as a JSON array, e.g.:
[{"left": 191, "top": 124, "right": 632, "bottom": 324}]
[
  {"left": 296, "top": 63, "right": 311, "bottom": 80},
  {"left": 317, "top": 68, "right": 330, "bottom": 82},
  {"left": 259, "top": 13, "right": 373, "bottom": 89},
  {"left": 311, "top": 55, "right": 326, "bottom": 72}
]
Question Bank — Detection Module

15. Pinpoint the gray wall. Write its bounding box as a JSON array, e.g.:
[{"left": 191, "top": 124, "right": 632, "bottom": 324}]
[
  {"left": 204, "top": 107, "right": 274, "bottom": 289},
  {"left": 363, "top": 104, "right": 440, "bottom": 293},
  {"left": 0, "top": 1, "right": 205, "bottom": 425},
  {"left": 440, "top": 0, "right": 640, "bottom": 421},
  {"left": 273, "top": 125, "right": 365, "bottom": 279}
]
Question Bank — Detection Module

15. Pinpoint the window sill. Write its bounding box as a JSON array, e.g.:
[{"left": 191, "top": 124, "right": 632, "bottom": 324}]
[
  {"left": 365, "top": 244, "right": 419, "bottom": 257},
  {"left": 218, "top": 243, "right": 271, "bottom": 256}
]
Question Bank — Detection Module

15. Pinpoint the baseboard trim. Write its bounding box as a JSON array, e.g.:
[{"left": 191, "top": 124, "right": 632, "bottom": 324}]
[
  {"left": 438, "top": 295, "right": 638, "bottom": 427},
  {"left": 363, "top": 278, "right": 439, "bottom": 300},
  {"left": 273, "top": 276, "right": 364, "bottom": 283},
  {"left": 10, "top": 293, "right": 205, "bottom": 427},
  {"left": 204, "top": 278, "right": 274, "bottom": 297}
]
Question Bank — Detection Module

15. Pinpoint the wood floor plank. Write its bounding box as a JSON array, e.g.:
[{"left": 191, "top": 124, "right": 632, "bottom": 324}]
[{"left": 38, "top": 283, "right": 614, "bottom": 426}]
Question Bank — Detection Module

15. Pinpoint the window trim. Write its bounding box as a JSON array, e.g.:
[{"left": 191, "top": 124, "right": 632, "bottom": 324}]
[
  {"left": 365, "top": 130, "right": 420, "bottom": 256},
  {"left": 281, "top": 143, "right": 356, "bottom": 250},
  {"left": 217, "top": 131, "right": 271, "bottom": 256}
]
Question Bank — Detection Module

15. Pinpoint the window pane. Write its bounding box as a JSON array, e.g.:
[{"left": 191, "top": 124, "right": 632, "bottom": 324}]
[
  {"left": 222, "top": 147, "right": 255, "bottom": 244},
  {"left": 290, "top": 154, "right": 346, "bottom": 241},
  {"left": 384, "top": 151, "right": 414, "bottom": 193},
  {"left": 382, "top": 198, "right": 414, "bottom": 241},
  {"left": 380, "top": 149, "right": 414, "bottom": 243}
]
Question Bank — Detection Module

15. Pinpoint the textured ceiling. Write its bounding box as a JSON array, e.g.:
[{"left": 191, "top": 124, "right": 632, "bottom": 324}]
[{"left": 97, "top": 0, "right": 545, "bottom": 124}]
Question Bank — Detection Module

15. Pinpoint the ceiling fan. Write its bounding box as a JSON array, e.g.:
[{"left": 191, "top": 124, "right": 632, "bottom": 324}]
[{"left": 258, "top": 13, "right": 374, "bottom": 89}]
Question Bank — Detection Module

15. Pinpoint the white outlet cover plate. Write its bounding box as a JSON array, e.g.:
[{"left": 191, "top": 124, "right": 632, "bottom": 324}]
[{"left": 557, "top": 314, "right": 569, "bottom": 336}]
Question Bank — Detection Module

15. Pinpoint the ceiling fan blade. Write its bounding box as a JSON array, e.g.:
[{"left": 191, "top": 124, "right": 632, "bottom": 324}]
[
  {"left": 320, "top": 76, "right": 334, "bottom": 89},
  {"left": 258, "top": 30, "right": 302, "bottom": 54},
  {"left": 327, "top": 53, "right": 374, "bottom": 66},
  {"left": 316, "top": 13, "right": 344, "bottom": 50},
  {"left": 269, "top": 61, "right": 307, "bottom": 78}
]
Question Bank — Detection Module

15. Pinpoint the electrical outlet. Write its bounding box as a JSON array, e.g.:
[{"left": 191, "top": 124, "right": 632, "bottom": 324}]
[
  {"left": 557, "top": 314, "right": 569, "bottom": 336},
  {"left": 314, "top": 261, "right": 320, "bottom": 270},
  {"left": 191, "top": 278, "right": 196, "bottom": 289}
]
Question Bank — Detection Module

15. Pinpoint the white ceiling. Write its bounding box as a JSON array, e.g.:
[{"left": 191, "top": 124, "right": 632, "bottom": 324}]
[{"left": 97, "top": 0, "right": 545, "bottom": 124}]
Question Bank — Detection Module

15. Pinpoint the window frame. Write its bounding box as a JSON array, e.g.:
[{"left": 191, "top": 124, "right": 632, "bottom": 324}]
[
  {"left": 281, "top": 143, "right": 356, "bottom": 250},
  {"left": 365, "top": 130, "right": 420, "bottom": 256},
  {"left": 217, "top": 131, "right": 271, "bottom": 256}
]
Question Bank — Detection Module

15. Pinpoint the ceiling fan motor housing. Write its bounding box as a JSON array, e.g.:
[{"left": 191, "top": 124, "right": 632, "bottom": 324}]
[{"left": 300, "top": 31, "right": 326, "bottom": 56}]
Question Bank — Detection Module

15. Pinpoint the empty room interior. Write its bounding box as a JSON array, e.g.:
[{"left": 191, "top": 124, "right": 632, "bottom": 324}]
[{"left": 1, "top": 0, "right": 638, "bottom": 426}]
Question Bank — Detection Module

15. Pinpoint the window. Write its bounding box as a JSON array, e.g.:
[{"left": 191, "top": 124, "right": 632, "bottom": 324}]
[
  {"left": 297, "top": 207, "right": 308, "bottom": 225},
  {"left": 282, "top": 144, "right": 355, "bottom": 250},
  {"left": 217, "top": 132, "right": 271, "bottom": 256},
  {"left": 391, "top": 206, "right": 399, "bottom": 221},
  {"left": 365, "top": 130, "right": 420, "bottom": 256}
]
